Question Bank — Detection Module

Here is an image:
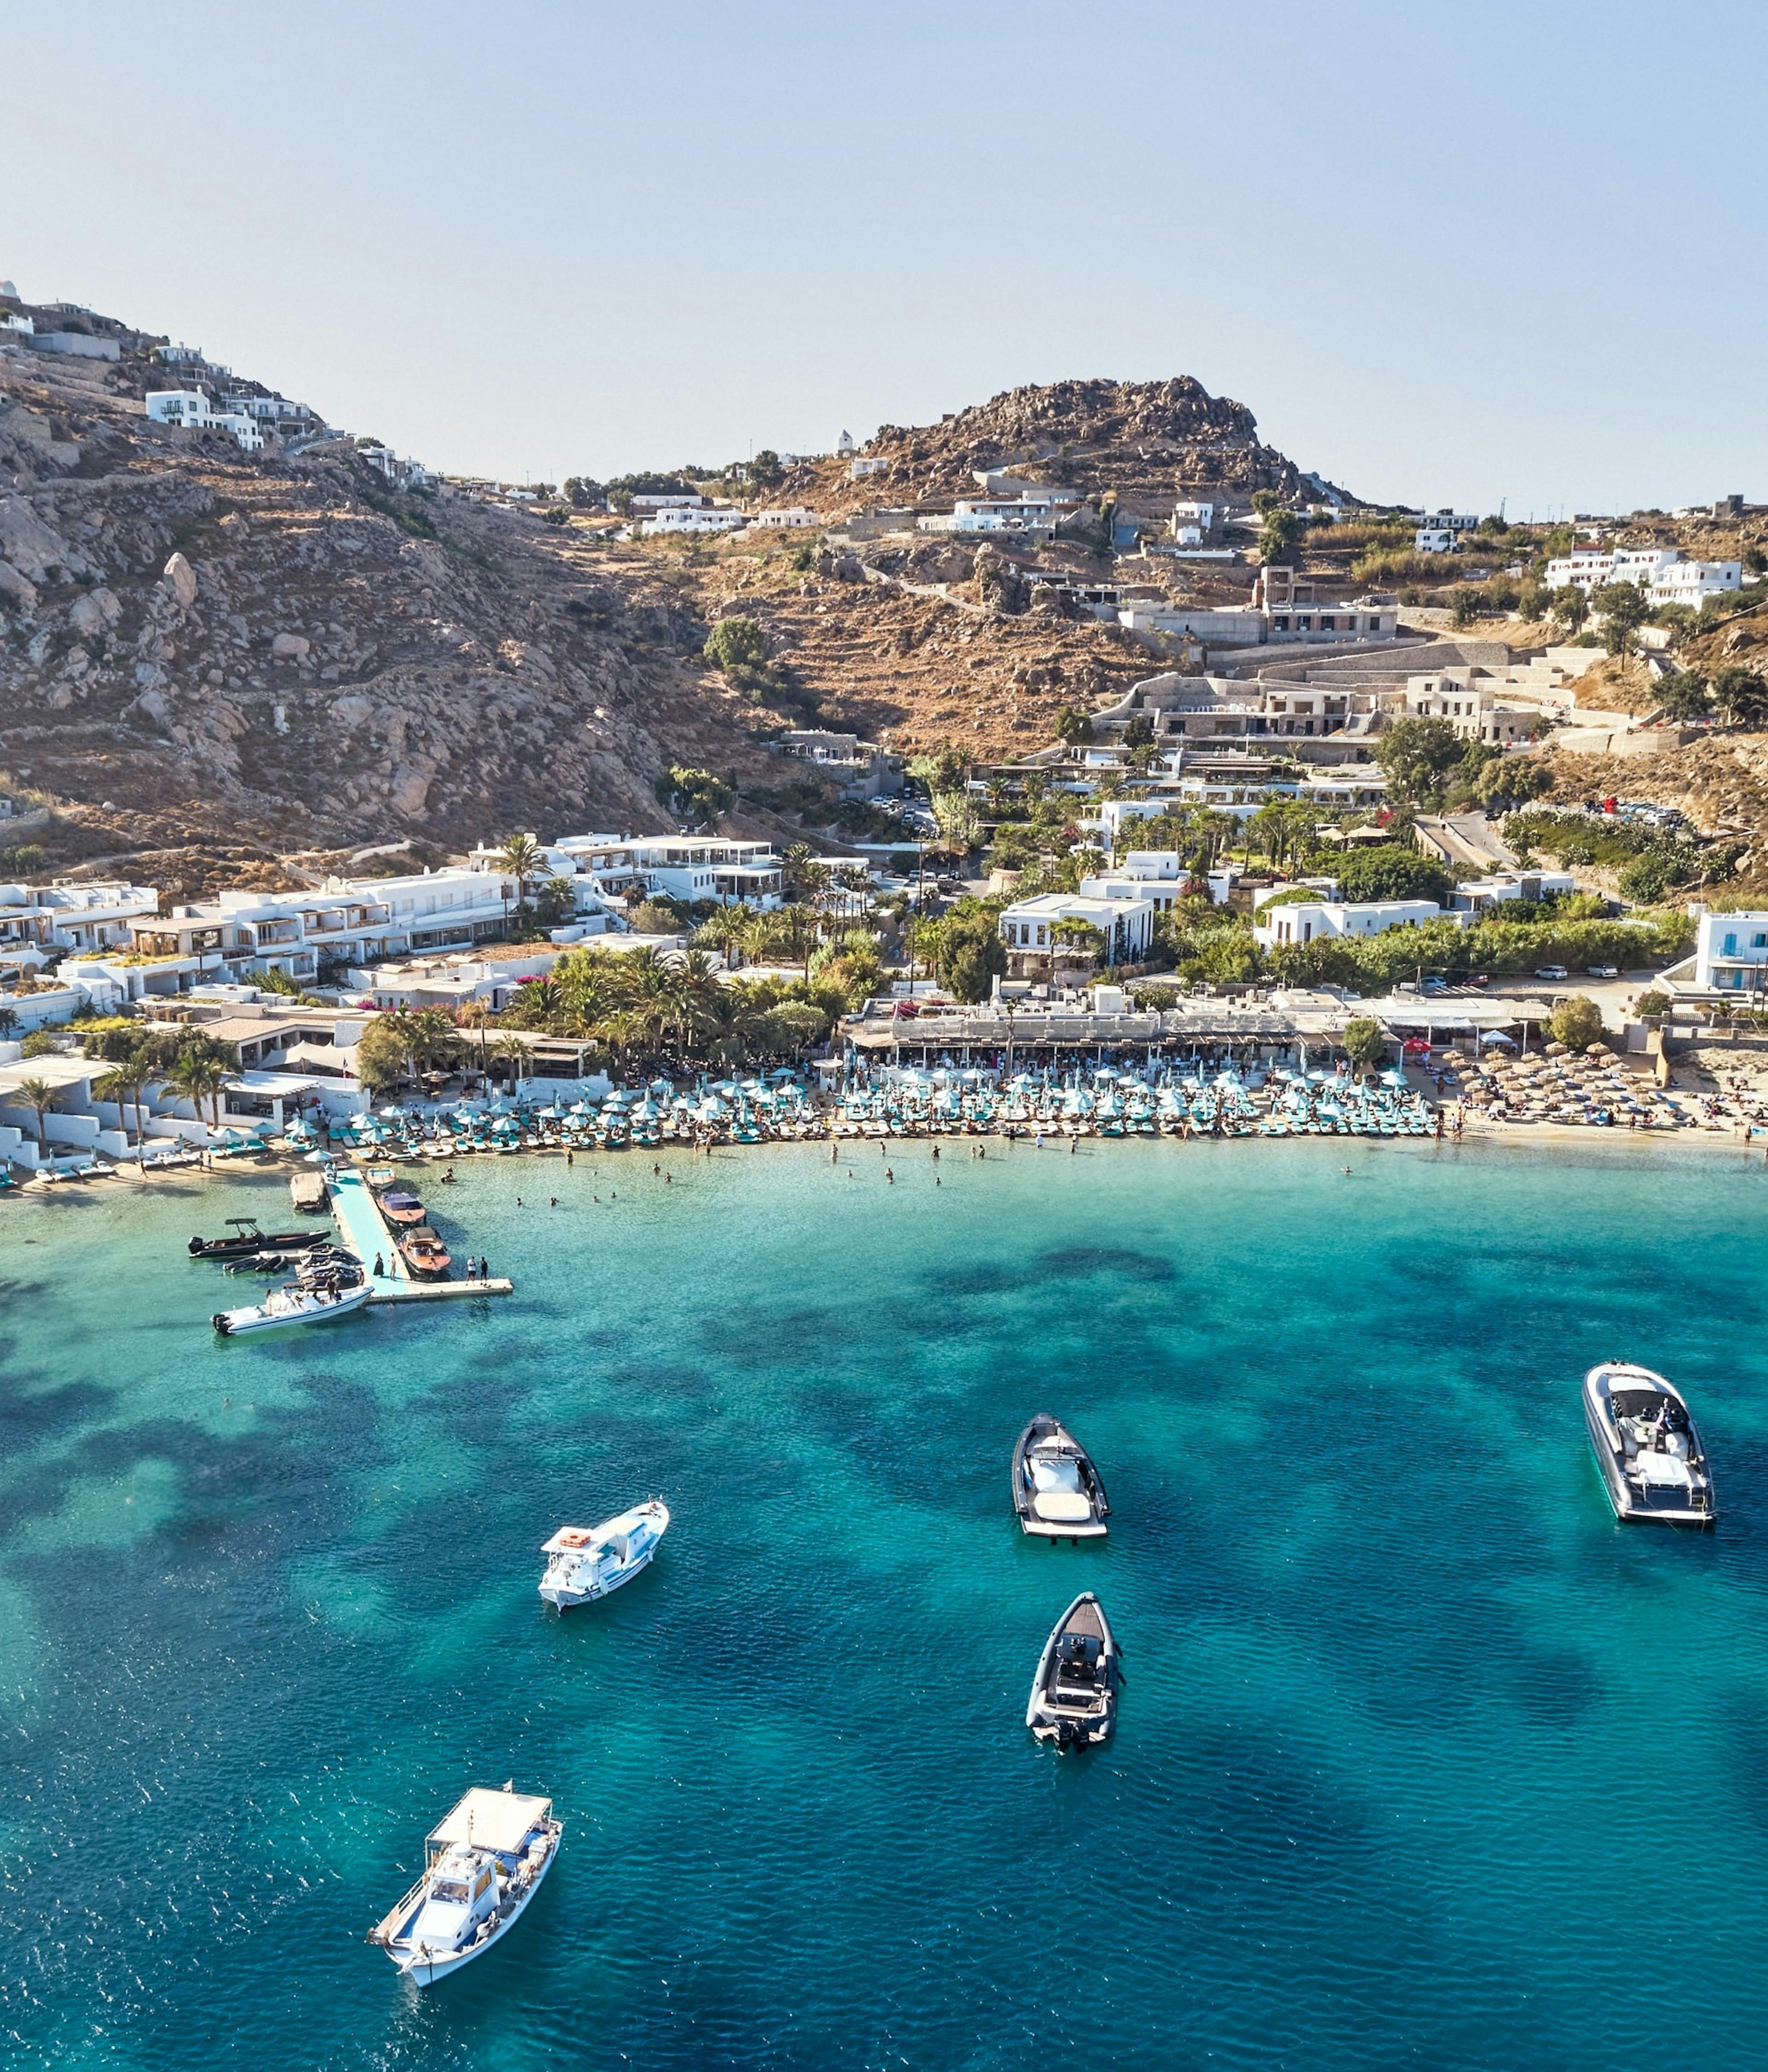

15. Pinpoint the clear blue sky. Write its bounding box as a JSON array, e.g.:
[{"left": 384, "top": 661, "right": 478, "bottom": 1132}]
[{"left": 12, "top": 1, "right": 1764, "bottom": 515}]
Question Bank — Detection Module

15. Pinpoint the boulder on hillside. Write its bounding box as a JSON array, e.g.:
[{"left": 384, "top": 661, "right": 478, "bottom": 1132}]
[{"left": 161, "top": 551, "right": 198, "bottom": 608}]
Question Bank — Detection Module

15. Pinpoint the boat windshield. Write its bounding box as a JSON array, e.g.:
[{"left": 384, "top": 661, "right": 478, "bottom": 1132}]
[{"left": 430, "top": 1879, "right": 469, "bottom": 1903}]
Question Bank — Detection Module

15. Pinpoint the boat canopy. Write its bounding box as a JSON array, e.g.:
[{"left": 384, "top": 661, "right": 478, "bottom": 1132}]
[{"left": 427, "top": 1788, "right": 552, "bottom": 1857}]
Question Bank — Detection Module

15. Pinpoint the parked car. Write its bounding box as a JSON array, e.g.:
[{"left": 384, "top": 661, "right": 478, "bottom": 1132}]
[
  {"left": 1419, "top": 976, "right": 1449, "bottom": 995},
  {"left": 1535, "top": 965, "right": 1569, "bottom": 980},
  {"left": 1587, "top": 965, "right": 1619, "bottom": 978}
]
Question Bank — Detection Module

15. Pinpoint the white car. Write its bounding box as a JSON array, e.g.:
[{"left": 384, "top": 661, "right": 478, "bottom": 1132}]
[{"left": 1535, "top": 965, "right": 1568, "bottom": 980}]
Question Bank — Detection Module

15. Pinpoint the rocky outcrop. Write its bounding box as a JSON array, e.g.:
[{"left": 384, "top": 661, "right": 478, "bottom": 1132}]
[{"left": 827, "top": 376, "right": 1314, "bottom": 504}]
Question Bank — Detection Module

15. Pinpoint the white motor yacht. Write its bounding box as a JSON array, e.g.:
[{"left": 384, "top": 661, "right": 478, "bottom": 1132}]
[
  {"left": 538, "top": 1500, "right": 669, "bottom": 1609},
  {"left": 368, "top": 1784, "right": 561, "bottom": 1987},
  {"left": 211, "top": 1276, "right": 371, "bottom": 1336},
  {"left": 1011, "top": 1414, "right": 1109, "bottom": 1538},
  {"left": 1583, "top": 1361, "right": 1717, "bottom": 1525}
]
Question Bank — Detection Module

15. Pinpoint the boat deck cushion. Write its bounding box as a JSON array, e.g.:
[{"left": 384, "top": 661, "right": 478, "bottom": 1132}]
[
  {"left": 1033, "top": 1490, "right": 1093, "bottom": 1523},
  {"left": 1634, "top": 1453, "right": 1694, "bottom": 1488}
]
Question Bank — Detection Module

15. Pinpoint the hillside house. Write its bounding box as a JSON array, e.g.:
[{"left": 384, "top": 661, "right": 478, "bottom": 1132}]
[
  {"left": 640, "top": 506, "right": 745, "bottom": 535},
  {"left": 1254, "top": 897, "right": 1452, "bottom": 949},
  {"left": 751, "top": 507, "right": 820, "bottom": 529},
  {"left": 1545, "top": 548, "right": 1741, "bottom": 610},
  {"left": 144, "top": 389, "right": 263, "bottom": 453}
]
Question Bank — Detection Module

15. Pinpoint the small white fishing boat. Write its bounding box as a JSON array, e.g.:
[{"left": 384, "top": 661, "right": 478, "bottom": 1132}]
[
  {"left": 367, "top": 1784, "right": 562, "bottom": 1987},
  {"left": 1584, "top": 1361, "right": 1717, "bottom": 1525},
  {"left": 538, "top": 1499, "right": 669, "bottom": 1609},
  {"left": 211, "top": 1277, "right": 372, "bottom": 1336}
]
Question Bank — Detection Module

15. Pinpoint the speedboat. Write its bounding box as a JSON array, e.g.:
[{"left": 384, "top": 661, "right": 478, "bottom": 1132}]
[
  {"left": 379, "top": 1190, "right": 429, "bottom": 1227},
  {"left": 189, "top": 1217, "right": 326, "bottom": 1261},
  {"left": 367, "top": 1784, "right": 562, "bottom": 1987},
  {"left": 399, "top": 1226, "right": 452, "bottom": 1278},
  {"left": 538, "top": 1500, "right": 669, "bottom": 1609},
  {"left": 1011, "top": 1414, "right": 1109, "bottom": 1538},
  {"left": 212, "top": 1275, "right": 371, "bottom": 1335},
  {"left": 1584, "top": 1361, "right": 1717, "bottom": 1525},
  {"left": 1026, "top": 1592, "right": 1120, "bottom": 1748}
]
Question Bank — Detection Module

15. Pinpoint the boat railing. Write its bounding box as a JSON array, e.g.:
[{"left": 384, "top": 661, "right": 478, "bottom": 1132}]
[{"left": 366, "top": 1869, "right": 430, "bottom": 1946}]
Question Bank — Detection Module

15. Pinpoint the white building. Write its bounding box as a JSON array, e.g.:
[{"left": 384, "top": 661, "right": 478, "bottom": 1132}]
[
  {"left": 640, "top": 506, "right": 746, "bottom": 535},
  {"left": 1254, "top": 898, "right": 1452, "bottom": 950},
  {"left": 629, "top": 493, "right": 706, "bottom": 513},
  {"left": 998, "top": 890, "right": 1155, "bottom": 968},
  {"left": 919, "top": 492, "right": 1069, "bottom": 537},
  {"left": 1544, "top": 547, "right": 1740, "bottom": 611},
  {"left": 550, "top": 835, "right": 786, "bottom": 910},
  {"left": 750, "top": 506, "right": 820, "bottom": 529},
  {"left": 144, "top": 389, "right": 264, "bottom": 453},
  {"left": 1081, "top": 853, "right": 1187, "bottom": 914},
  {"left": 1409, "top": 514, "right": 1476, "bottom": 547},
  {"left": 0, "top": 879, "right": 159, "bottom": 969},
  {"left": 117, "top": 867, "right": 530, "bottom": 993},
  {"left": 1693, "top": 912, "right": 1768, "bottom": 994},
  {"left": 1651, "top": 559, "right": 1743, "bottom": 610},
  {"left": 848, "top": 456, "right": 890, "bottom": 480}
]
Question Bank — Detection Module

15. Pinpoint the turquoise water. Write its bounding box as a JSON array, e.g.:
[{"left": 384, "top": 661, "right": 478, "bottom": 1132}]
[{"left": 5, "top": 1136, "right": 1768, "bottom": 2070}]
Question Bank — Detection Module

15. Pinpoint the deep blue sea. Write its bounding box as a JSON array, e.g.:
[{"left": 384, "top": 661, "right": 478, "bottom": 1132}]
[{"left": 4, "top": 1135, "right": 1768, "bottom": 2070}]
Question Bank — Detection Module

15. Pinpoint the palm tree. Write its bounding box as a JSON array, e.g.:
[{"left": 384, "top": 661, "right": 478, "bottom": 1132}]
[
  {"left": 492, "top": 1033, "right": 529, "bottom": 1088},
  {"left": 495, "top": 834, "right": 550, "bottom": 921},
  {"left": 0, "top": 1004, "right": 18, "bottom": 1041},
  {"left": 95, "top": 1061, "right": 151, "bottom": 1167},
  {"left": 164, "top": 1050, "right": 229, "bottom": 1137},
  {"left": 457, "top": 1000, "right": 496, "bottom": 1076},
  {"left": 13, "top": 1074, "right": 58, "bottom": 1156},
  {"left": 782, "top": 843, "right": 814, "bottom": 897},
  {"left": 694, "top": 902, "right": 755, "bottom": 972},
  {"left": 762, "top": 905, "right": 818, "bottom": 983},
  {"left": 407, "top": 1007, "right": 465, "bottom": 1078}
]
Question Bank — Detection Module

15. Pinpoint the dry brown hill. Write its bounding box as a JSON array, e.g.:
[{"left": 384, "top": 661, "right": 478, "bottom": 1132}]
[
  {"left": 786, "top": 376, "right": 1321, "bottom": 516},
  {"left": 0, "top": 308, "right": 798, "bottom": 890}
]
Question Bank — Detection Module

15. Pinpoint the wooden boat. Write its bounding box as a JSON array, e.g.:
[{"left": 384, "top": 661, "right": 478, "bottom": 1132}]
[
  {"left": 399, "top": 1226, "right": 453, "bottom": 1279},
  {"left": 367, "top": 1785, "right": 562, "bottom": 1987},
  {"left": 378, "top": 1190, "right": 428, "bottom": 1226},
  {"left": 1584, "top": 1361, "right": 1717, "bottom": 1525},
  {"left": 1011, "top": 1413, "right": 1109, "bottom": 1538},
  {"left": 1026, "top": 1592, "right": 1120, "bottom": 1748},
  {"left": 189, "top": 1217, "right": 328, "bottom": 1261}
]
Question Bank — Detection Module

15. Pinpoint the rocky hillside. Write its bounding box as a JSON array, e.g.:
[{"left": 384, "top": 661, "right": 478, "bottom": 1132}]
[
  {"left": 0, "top": 300, "right": 789, "bottom": 890},
  {"left": 1, "top": 296, "right": 1402, "bottom": 896},
  {"left": 787, "top": 376, "right": 1324, "bottom": 516}
]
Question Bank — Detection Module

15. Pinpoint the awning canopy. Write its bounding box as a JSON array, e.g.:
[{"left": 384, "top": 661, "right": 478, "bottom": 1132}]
[{"left": 426, "top": 1788, "right": 552, "bottom": 1857}]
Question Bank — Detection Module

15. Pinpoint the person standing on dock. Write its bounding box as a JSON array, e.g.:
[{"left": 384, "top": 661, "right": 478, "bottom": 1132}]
[{"left": 373, "top": 1253, "right": 384, "bottom": 1279}]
